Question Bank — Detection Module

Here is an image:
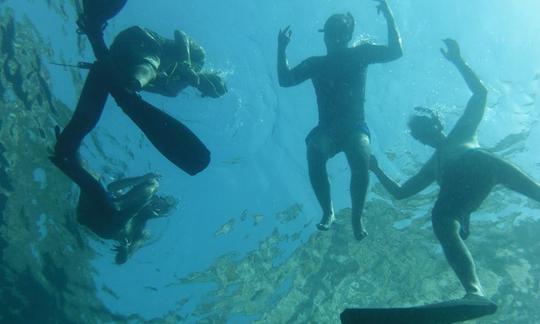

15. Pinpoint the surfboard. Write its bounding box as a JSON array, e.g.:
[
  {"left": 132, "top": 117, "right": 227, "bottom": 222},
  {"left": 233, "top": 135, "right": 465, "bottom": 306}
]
[{"left": 340, "top": 297, "right": 497, "bottom": 324}]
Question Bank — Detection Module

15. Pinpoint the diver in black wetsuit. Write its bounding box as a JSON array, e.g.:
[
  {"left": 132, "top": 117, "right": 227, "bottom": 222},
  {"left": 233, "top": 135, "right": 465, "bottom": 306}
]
[
  {"left": 78, "top": 173, "right": 178, "bottom": 264},
  {"left": 51, "top": 0, "right": 226, "bottom": 239},
  {"left": 370, "top": 39, "right": 540, "bottom": 300},
  {"left": 277, "top": 0, "right": 402, "bottom": 240}
]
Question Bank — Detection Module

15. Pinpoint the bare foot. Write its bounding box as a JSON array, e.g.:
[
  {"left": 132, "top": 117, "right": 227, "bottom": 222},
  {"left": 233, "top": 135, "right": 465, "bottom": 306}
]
[
  {"left": 352, "top": 216, "right": 368, "bottom": 241},
  {"left": 463, "top": 292, "right": 487, "bottom": 300},
  {"left": 462, "top": 293, "right": 496, "bottom": 307},
  {"left": 316, "top": 214, "right": 335, "bottom": 231}
]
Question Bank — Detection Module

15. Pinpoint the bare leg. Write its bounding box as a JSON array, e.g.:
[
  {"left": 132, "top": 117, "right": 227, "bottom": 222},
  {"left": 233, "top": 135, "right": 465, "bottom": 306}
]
[
  {"left": 345, "top": 134, "right": 370, "bottom": 241},
  {"left": 432, "top": 213, "right": 484, "bottom": 296},
  {"left": 495, "top": 156, "right": 540, "bottom": 202},
  {"left": 307, "top": 146, "right": 334, "bottom": 230}
]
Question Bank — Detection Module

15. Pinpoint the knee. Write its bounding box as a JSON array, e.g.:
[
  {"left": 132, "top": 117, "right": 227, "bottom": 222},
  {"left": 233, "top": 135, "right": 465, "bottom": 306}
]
[
  {"left": 349, "top": 158, "right": 369, "bottom": 178},
  {"left": 51, "top": 138, "right": 79, "bottom": 167},
  {"left": 110, "top": 87, "right": 141, "bottom": 110},
  {"left": 307, "top": 146, "right": 328, "bottom": 172},
  {"left": 141, "top": 178, "right": 160, "bottom": 195},
  {"left": 348, "top": 154, "right": 370, "bottom": 180},
  {"left": 346, "top": 140, "right": 370, "bottom": 172},
  {"left": 147, "top": 178, "right": 159, "bottom": 189},
  {"left": 431, "top": 213, "right": 458, "bottom": 244}
]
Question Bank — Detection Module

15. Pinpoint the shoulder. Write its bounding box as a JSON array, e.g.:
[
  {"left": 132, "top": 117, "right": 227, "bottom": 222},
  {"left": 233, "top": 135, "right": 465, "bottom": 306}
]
[
  {"left": 303, "top": 56, "right": 325, "bottom": 70},
  {"left": 293, "top": 56, "right": 321, "bottom": 73},
  {"left": 351, "top": 42, "right": 382, "bottom": 54},
  {"left": 304, "top": 56, "right": 323, "bottom": 65}
]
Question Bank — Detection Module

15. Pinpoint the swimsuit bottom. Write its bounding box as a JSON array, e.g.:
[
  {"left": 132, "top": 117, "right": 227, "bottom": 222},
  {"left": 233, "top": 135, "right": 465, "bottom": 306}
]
[
  {"left": 306, "top": 121, "right": 370, "bottom": 157},
  {"left": 433, "top": 149, "right": 498, "bottom": 219}
]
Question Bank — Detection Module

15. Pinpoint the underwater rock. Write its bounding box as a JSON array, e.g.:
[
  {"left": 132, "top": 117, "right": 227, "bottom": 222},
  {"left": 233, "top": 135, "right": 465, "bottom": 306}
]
[
  {"left": 0, "top": 8, "right": 148, "bottom": 323},
  {"left": 172, "top": 196, "right": 540, "bottom": 323}
]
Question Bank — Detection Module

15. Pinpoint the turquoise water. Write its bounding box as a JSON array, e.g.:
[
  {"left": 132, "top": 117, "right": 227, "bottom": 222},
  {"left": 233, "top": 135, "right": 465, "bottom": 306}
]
[{"left": 1, "top": 1, "right": 539, "bottom": 323}]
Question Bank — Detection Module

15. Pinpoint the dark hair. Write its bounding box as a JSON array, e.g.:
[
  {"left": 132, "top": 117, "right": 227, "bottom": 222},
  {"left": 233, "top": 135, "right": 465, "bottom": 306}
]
[
  {"left": 322, "top": 13, "right": 355, "bottom": 41},
  {"left": 408, "top": 106, "right": 443, "bottom": 136}
]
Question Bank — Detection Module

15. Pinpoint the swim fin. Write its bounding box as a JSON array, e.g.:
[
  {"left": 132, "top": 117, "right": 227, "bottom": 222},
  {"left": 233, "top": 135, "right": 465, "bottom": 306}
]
[
  {"left": 77, "top": 190, "right": 125, "bottom": 239},
  {"left": 82, "top": 0, "right": 128, "bottom": 24},
  {"left": 112, "top": 90, "right": 211, "bottom": 176}
]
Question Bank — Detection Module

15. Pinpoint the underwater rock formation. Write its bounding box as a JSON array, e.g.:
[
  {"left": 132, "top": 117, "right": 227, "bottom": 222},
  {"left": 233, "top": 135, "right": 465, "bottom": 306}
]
[
  {"left": 0, "top": 10, "right": 131, "bottom": 323},
  {"left": 174, "top": 196, "right": 540, "bottom": 323}
]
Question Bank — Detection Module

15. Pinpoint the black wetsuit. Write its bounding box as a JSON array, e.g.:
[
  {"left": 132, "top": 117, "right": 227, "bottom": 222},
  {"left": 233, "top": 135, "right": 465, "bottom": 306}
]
[{"left": 53, "top": 26, "right": 209, "bottom": 238}]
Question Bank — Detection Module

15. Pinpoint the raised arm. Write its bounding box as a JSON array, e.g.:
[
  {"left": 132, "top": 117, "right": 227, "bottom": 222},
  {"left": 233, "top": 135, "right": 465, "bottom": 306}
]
[
  {"left": 370, "top": 156, "right": 436, "bottom": 200},
  {"left": 358, "top": 0, "right": 403, "bottom": 63},
  {"left": 277, "top": 26, "right": 313, "bottom": 87},
  {"left": 377, "top": 0, "right": 403, "bottom": 60},
  {"left": 443, "top": 39, "right": 488, "bottom": 141}
]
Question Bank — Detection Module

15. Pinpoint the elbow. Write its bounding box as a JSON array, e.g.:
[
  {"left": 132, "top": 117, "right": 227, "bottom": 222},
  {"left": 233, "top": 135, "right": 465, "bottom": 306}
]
[
  {"left": 394, "top": 193, "right": 406, "bottom": 200},
  {"left": 279, "top": 81, "right": 291, "bottom": 88},
  {"left": 396, "top": 47, "right": 404, "bottom": 59},
  {"left": 278, "top": 76, "right": 293, "bottom": 88},
  {"left": 382, "top": 47, "right": 403, "bottom": 63},
  {"left": 393, "top": 190, "right": 409, "bottom": 200},
  {"left": 391, "top": 45, "right": 404, "bottom": 60},
  {"left": 476, "top": 84, "right": 488, "bottom": 100}
]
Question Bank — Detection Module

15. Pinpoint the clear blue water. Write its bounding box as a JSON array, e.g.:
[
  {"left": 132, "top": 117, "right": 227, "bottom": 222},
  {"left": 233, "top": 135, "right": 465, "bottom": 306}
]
[{"left": 2, "top": 0, "right": 540, "bottom": 323}]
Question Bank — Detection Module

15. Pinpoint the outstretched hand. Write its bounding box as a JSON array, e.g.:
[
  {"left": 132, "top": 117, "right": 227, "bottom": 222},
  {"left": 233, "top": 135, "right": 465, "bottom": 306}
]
[
  {"left": 441, "top": 38, "right": 462, "bottom": 62},
  {"left": 278, "top": 26, "right": 292, "bottom": 49},
  {"left": 198, "top": 72, "right": 227, "bottom": 98},
  {"left": 373, "top": 0, "right": 390, "bottom": 16}
]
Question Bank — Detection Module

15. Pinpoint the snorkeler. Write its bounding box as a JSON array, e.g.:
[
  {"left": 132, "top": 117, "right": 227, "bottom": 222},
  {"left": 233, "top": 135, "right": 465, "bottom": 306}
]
[
  {"left": 51, "top": 0, "right": 226, "bottom": 238},
  {"left": 78, "top": 173, "right": 178, "bottom": 264},
  {"left": 277, "top": 0, "right": 403, "bottom": 240},
  {"left": 370, "top": 39, "right": 540, "bottom": 299}
]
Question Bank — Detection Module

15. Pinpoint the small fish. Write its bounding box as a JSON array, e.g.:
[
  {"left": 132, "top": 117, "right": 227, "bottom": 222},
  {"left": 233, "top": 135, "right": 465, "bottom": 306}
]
[
  {"left": 214, "top": 219, "right": 235, "bottom": 237},
  {"left": 102, "top": 285, "right": 120, "bottom": 300},
  {"left": 252, "top": 214, "right": 264, "bottom": 226},
  {"left": 221, "top": 157, "right": 242, "bottom": 165}
]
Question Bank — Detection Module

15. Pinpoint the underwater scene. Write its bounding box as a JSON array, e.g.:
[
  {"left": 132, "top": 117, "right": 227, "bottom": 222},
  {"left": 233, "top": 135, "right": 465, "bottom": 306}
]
[{"left": 1, "top": 0, "right": 540, "bottom": 323}]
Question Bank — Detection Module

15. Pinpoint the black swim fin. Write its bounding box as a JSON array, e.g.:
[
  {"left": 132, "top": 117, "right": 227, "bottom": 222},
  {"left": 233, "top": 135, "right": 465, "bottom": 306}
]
[
  {"left": 51, "top": 153, "right": 122, "bottom": 239},
  {"left": 82, "top": 0, "right": 128, "bottom": 24},
  {"left": 112, "top": 90, "right": 211, "bottom": 176},
  {"left": 77, "top": 190, "right": 124, "bottom": 239}
]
